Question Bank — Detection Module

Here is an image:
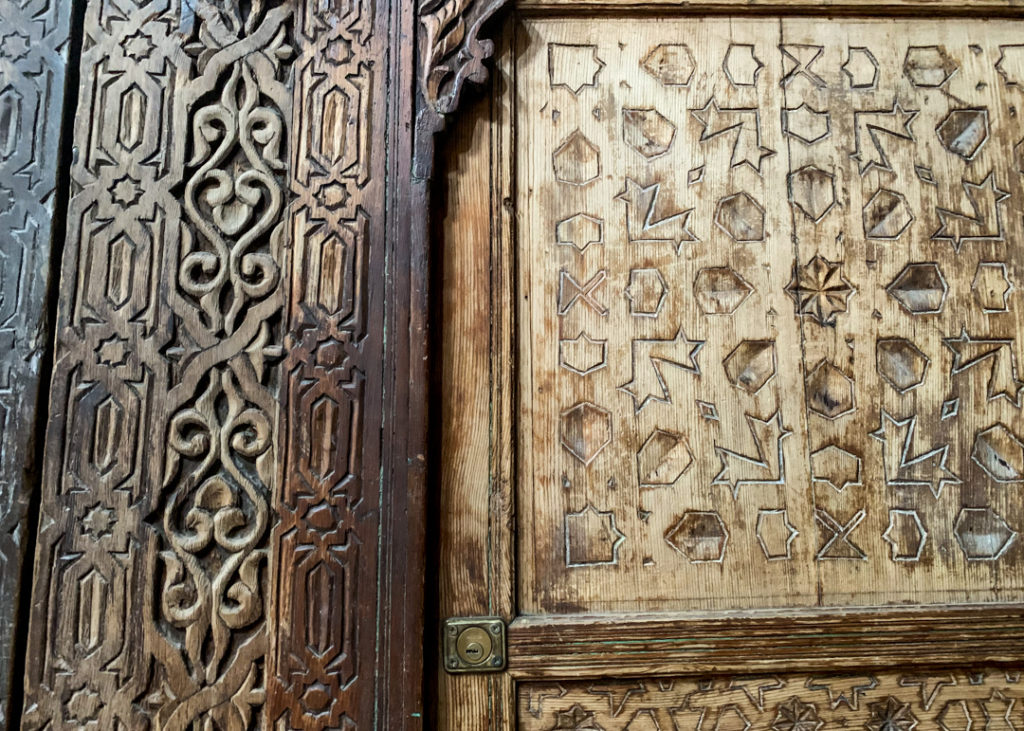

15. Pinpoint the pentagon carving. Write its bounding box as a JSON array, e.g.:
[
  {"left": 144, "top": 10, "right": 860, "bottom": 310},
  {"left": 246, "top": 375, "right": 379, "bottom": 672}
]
[
  {"left": 723, "top": 43, "right": 763, "bottom": 87},
  {"left": 716, "top": 192, "right": 765, "bottom": 242},
  {"left": 788, "top": 165, "right": 835, "bottom": 222},
  {"left": 756, "top": 509, "right": 798, "bottom": 560},
  {"left": 843, "top": 46, "right": 879, "bottom": 89},
  {"left": 557, "top": 213, "right": 604, "bottom": 253},
  {"left": 548, "top": 44, "right": 604, "bottom": 94},
  {"left": 972, "top": 424, "right": 1024, "bottom": 483},
  {"left": 883, "top": 510, "right": 927, "bottom": 562},
  {"left": 811, "top": 445, "right": 862, "bottom": 493},
  {"left": 642, "top": 44, "right": 696, "bottom": 86},
  {"left": 565, "top": 505, "right": 625, "bottom": 566},
  {"left": 863, "top": 188, "right": 913, "bottom": 240},
  {"left": 553, "top": 130, "right": 601, "bottom": 185},
  {"left": 636, "top": 429, "right": 694, "bottom": 487},
  {"left": 665, "top": 511, "right": 728, "bottom": 563},
  {"left": 936, "top": 108, "right": 989, "bottom": 160},
  {"left": 623, "top": 107, "right": 676, "bottom": 159},
  {"left": 904, "top": 45, "right": 958, "bottom": 87},
  {"left": 782, "top": 104, "right": 830, "bottom": 144},
  {"left": 805, "top": 361, "right": 855, "bottom": 420},
  {"left": 723, "top": 340, "right": 777, "bottom": 395},
  {"left": 876, "top": 338, "right": 929, "bottom": 393},
  {"left": 560, "top": 333, "right": 607, "bottom": 376}
]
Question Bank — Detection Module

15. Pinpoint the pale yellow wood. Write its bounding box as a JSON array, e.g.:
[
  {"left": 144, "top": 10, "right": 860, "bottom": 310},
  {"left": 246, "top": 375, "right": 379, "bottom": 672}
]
[{"left": 516, "top": 17, "right": 1024, "bottom": 614}]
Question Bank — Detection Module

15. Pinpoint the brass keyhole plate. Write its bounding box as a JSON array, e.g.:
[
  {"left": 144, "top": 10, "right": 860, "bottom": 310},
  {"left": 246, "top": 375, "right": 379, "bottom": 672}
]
[{"left": 442, "top": 617, "right": 506, "bottom": 673}]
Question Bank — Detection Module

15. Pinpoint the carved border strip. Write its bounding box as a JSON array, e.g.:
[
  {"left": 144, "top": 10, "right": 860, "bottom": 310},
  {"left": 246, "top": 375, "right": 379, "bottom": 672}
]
[{"left": 0, "top": 0, "right": 69, "bottom": 723}]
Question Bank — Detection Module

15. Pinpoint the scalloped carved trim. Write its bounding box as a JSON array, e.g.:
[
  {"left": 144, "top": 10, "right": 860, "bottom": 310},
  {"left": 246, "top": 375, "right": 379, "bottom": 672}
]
[{"left": 419, "top": 0, "right": 509, "bottom": 115}]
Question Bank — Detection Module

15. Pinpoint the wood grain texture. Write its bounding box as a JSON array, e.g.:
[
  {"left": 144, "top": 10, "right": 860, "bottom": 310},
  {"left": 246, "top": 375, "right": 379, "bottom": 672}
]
[
  {"left": 0, "top": 0, "right": 68, "bottom": 724},
  {"left": 519, "top": 668, "right": 1024, "bottom": 730},
  {"left": 507, "top": 605, "right": 1024, "bottom": 678},
  {"left": 517, "top": 16, "right": 1024, "bottom": 615},
  {"left": 436, "top": 24, "right": 518, "bottom": 731}
]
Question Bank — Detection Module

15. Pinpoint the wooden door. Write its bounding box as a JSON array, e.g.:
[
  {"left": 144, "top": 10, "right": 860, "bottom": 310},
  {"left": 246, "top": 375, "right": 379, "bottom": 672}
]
[{"left": 437, "top": 8, "right": 1024, "bottom": 729}]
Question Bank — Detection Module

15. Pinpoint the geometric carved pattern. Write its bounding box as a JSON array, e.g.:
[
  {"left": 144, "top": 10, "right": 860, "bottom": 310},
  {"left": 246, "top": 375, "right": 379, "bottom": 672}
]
[
  {"left": 24, "top": 0, "right": 294, "bottom": 727},
  {"left": 520, "top": 18, "right": 1024, "bottom": 614},
  {"left": 0, "top": 0, "right": 68, "bottom": 722},
  {"left": 519, "top": 670, "right": 1024, "bottom": 731},
  {"left": 270, "top": 0, "right": 374, "bottom": 727}
]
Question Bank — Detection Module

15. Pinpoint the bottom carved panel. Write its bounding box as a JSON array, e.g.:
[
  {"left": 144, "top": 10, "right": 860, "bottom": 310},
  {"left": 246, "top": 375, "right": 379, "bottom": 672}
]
[{"left": 519, "top": 670, "right": 1024, "bottom": 729}]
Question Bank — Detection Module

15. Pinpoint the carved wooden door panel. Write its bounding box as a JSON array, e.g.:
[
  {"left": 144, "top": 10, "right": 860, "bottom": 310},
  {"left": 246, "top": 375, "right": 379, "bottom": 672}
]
[{"left": 438, "top": 10, "right": 1024, "bottom": 730}]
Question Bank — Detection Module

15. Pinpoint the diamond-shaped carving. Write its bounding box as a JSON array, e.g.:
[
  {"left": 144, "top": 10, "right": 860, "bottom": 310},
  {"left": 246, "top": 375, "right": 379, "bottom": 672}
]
[
  {"left": 876, "top": 338, "right": 929, "bottom": 393},
  {"left": 636, "top": 429, "right": 693, "bottom": 486},
  {"left": 863, "top": 188, "right": 913, "bottom": 239},
  {"left": 887, "top": 263, "right": 948, "bottom": 315},
  {"left": 553, "top": 130, "right": 600, "bottom": 185},
  {"left": 937, "top": 108, "right": 989, "bottom": 160},
  {"left": 642, "top": 44, "right": 696, "bottom": 86},
  {"left": 723, "top": 340, "right": 776, "bottom": 394},
  {"left": 694, "top": 267, "right": 753, "bottom": 315},
  {"left": 788, "top": 165, "right": 835, "bottom": 222},
  {"left": 665, "top": 511, "right": 728, "bottom": 562},
  {"left": 715, "top": 192, "right": 765, "bottom": 242},
  {"left": 560, "top": 402, "right": 612, "bottom": 465},
  {"left": 805, "top": 361, "right": 855, "bottom": 419}
]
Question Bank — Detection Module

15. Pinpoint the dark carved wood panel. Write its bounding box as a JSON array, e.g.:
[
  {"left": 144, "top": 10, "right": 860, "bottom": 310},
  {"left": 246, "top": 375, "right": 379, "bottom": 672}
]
[
  {"left": 18, "top": 0, "right": 507, "bottom": 726},
  {"left": 0, "top": 0, "right": 68, "bottom": 723},
  {"left": 23, "top": 0, "right": 293, "bottom": 726}
]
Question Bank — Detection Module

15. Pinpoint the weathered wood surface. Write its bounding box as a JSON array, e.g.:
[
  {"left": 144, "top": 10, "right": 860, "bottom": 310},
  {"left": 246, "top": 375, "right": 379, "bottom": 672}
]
[
  {"left": 517, "top": 16, "right": 1024, "bottom": 614},
  {"left": 520, "top": 668, "right": 1024, "bottom": 730},
  {"left": 0, "top": 0, "right": 68, "bottom": 724}
]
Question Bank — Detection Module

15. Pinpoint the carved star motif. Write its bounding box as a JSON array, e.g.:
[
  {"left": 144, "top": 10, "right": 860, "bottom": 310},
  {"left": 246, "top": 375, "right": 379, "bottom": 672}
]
[
  {"left": 865, "top": 696, "right": 918, "bottom": 731},
  {"left": 110, "top": 174, "right": 143, "bottom": 207},
  {"left": 122, "top": 29, "right": 156, "bottom": 61},
  {"left": 772, "top": 698, "right": 824, "bottom": 731},
  {"left": 82, "top": 505, "right": 117, "bottom": 540},
  {"left": 551, "top": 704, "right": 604, "bottom": 729},
  {"left": 785, "top": 255, "right": 854, "bottom": 326},
  {"left": 0, "top": 31, "right": 31, "bottom": 61}
]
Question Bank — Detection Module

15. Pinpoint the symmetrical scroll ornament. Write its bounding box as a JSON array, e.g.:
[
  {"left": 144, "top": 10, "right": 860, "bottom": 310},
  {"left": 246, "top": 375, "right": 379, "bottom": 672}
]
[
  {"left": 419, "top": 0, "right": 510, "bottom": 115},
  {"left": 24, "top": 0, "right": 292, "bottom": 727},
  {"left": 0, "top": 0, "right": 68, "bottom": 722}
]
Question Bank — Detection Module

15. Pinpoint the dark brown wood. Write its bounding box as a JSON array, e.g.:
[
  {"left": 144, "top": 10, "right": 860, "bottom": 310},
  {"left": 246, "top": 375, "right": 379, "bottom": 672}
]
[
  {"left": 508, "top": 605, "right": 1024, "bottom": 678},
  {"left": 0, "top": 0, "right": 69, "bottom": 724}
]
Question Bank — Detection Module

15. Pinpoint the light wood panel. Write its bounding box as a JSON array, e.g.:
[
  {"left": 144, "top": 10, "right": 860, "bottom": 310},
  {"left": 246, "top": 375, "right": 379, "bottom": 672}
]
[{"left": 517, "top": 17, "right": 1024, "bottom": 614}]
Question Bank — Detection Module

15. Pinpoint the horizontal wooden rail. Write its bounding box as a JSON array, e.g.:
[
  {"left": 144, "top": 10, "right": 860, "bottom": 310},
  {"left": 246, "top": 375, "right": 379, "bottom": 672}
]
[{"left": 507, "top": 605, "right": 1024, "bottom": 678}]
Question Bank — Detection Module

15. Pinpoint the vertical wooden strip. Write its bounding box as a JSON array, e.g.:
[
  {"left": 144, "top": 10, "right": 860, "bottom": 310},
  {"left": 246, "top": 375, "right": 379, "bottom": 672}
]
[
  {"left": 269, "top": 0, "right": 385, "bottom": 727},
  {"left": 0, "top": 0, "right": 69, "bottom": 723},
  {"left": 24, "top": 0, "right": 293, "bottom": 726}
]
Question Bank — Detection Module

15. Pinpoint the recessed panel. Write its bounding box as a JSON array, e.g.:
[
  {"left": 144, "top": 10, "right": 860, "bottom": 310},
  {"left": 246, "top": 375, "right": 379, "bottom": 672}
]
[{"left": 518, "top": 17, "right": 1024, "bottom": 612}]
